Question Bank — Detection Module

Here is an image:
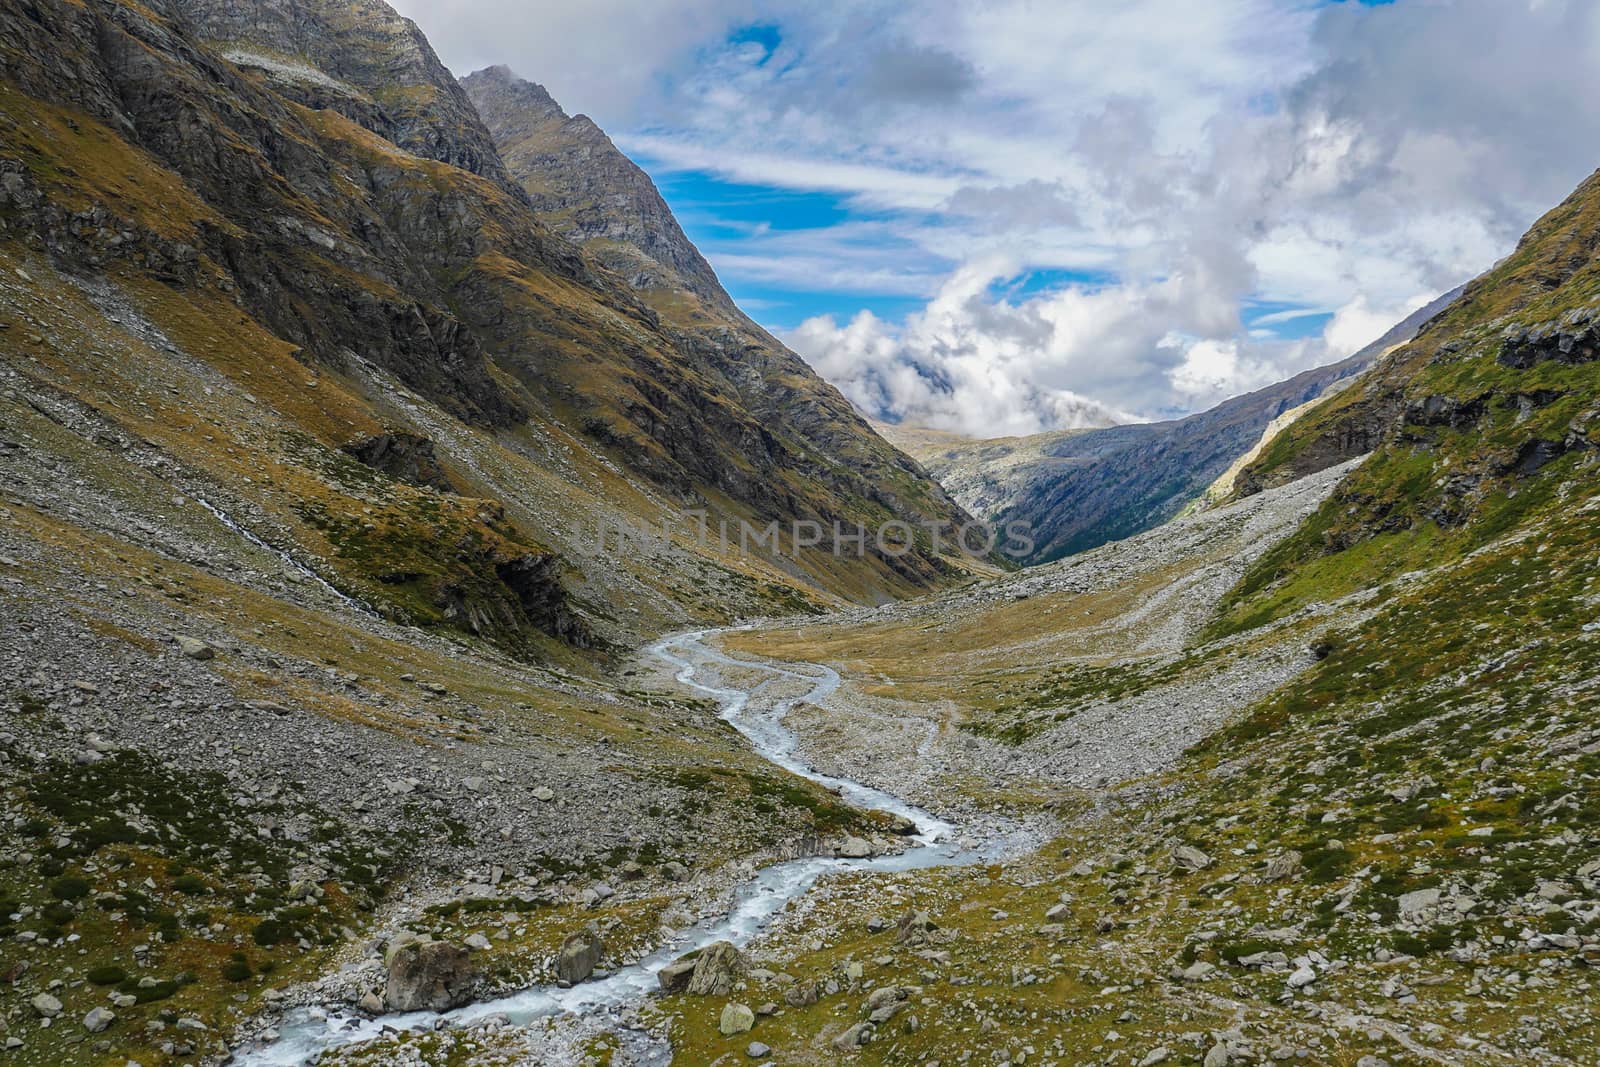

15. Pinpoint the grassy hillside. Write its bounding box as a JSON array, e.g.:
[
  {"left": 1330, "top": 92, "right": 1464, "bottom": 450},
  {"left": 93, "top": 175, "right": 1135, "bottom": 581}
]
[{"left": 1218, "top": 171, "right": 1600, "bottom": 635}]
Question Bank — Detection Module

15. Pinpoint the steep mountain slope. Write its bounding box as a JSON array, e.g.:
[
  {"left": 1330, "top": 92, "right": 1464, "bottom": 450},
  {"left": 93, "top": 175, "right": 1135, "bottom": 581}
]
[
  {"left": 0, "top": 0, "right": 976, "bottom": 668},
  {"left": 461, "top": 65, "right": 727, "bottom": 309},
  {"left": 890, "top": 293, "right": 1457, "bottom": 564},
  {"left": 461, "top": 64, "right": 974, "bottom": 589},
  {"left": 0, "top": 0, "right": 964, "bottom": 1059},
  {"left": 1220, "top": 168, "right": 1600, "bottom": 631}
]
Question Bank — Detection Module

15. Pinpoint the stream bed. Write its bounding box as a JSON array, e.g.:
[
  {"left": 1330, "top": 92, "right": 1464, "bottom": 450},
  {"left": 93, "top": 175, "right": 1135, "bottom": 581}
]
[{"left": 238, "top": 628, "right": 1017, "bottom": 1065}]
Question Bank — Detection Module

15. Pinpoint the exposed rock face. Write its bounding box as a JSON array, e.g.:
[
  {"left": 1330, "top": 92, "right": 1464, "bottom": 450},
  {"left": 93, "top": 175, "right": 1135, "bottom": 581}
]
[
  {"left": 384, "top": 939, "right": 478, "bottom": 1011},
  {"left": 180, "top": 0, "right": 522, "bottom": 197},
  {"left": 462, "top": 65, "right": 727, "bottom": 306},
  {"left": 459, "top": 64, "right": 981, "bottom": 590},
  {"left": 342, "top": 432, "right": 457, "bottom": 492}
]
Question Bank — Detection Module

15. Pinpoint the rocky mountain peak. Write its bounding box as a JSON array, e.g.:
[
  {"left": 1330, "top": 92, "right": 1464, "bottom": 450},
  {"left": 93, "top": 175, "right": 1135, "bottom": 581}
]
[
  {"left": 181, "top": 0, "right": 521, "bottom": 197},
  {"left": 461, "top": 64, "right": 731, "bottom": 308},
  {"left": 467, "top": 64, "right": 566, "bottom": 121}
]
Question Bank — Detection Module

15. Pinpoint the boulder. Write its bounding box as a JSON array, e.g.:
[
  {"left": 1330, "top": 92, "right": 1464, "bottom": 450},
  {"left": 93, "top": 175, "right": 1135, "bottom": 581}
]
[
  {"left": 894, "top": 911, "right": 938, "bottom": 945},
  {"left": 174, "top": 635, "right": 214, "bottom": 660},
  {"left": 384, "top": 940, "right": 478, "bottom": 1011},
  {"left": 30, "top": 993, "right": 61, "bottom": 1018},
  {"left": 1263, "top": 850, "right": 1302, "bottom": 882},
  {"left": 1398, "top": 888, "right": 1441, "bottom": 917},
  {"left": 832, "top": 1021, "right": 872, "bottom": 1051},
  {"left": 1173, "top": 845, "right": 1213, "bottom": 871},
  {"left": 686, "top": 940, "right": 746, "bottom": 996},
  {"left": 719, "top": 1002, "right": 755, "bottom": 1036},
  {"left": 838, "top": 836, "right": 874, "bottom": 858},
  {"left": 657, "top": 957, "right": 698, "bottom": 994},
  {"left": 783, "top": 978, "right": 822, "bottom": 1007},
  {"left": 555, "top": 927, "right": 604, "bottom": 985},
  {"left": 82, "top": 1007, "right": 115, "bottom": 1033}
]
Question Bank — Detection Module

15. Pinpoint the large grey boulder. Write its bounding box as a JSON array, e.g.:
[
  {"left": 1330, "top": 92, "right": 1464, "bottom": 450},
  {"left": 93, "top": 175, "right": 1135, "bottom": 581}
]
[
  {"left": 555, "top": 927, "right": 604, "bottom": 985},
  {"left": 686, "top": 940, "right": 747, "bottom": 996},
  {"left": 384, "top": 940, "right": 478, "bottom": 1011},
  {"left": 657, "top": 957, "right": 698, "bottom": 994}
]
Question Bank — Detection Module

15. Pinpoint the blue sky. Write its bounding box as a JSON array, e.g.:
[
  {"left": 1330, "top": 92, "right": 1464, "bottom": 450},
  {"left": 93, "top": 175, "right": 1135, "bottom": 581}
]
[{"left": 399, "top": 0, "right": 1600, "bottom": 433}]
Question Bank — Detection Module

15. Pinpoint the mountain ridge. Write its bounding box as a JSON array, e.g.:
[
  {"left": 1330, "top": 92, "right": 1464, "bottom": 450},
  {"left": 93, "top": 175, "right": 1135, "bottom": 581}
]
[{"left": 887, "top": 290, "right": 1461, "bottom": 564}]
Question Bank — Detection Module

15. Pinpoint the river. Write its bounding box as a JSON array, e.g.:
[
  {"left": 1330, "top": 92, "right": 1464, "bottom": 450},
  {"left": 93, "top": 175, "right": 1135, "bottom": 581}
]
[{"left": 238, "top": 628, "right": 1015, "bottom": 1065}]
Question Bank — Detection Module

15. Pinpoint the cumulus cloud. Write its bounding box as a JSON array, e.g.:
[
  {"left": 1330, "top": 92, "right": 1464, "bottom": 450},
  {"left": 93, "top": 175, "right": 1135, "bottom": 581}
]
[{"left": 398, "top": 0, "right": 1600, "bottom": 430}]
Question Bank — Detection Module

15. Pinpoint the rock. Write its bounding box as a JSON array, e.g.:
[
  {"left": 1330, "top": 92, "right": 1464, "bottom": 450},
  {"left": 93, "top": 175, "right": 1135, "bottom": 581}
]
[
  {"left": 532, "top": 786, "right": 555, "bottom": 802},
  {"left": 1398, "top": 888, "right": 1441, "bottom": 916},
  {"left": 82, "top": 1007, "right": 116, "bottom": 1033},
  {"left": 1263, "top": 850, "right": 1302, "bottom": 882},
  {"left": 1139, "top": 1048, "right": 1171, "bottom": 1066},
  {"left": 865, "top": 985, "right": 907, "bottom": 1012},
  {"left": 464, "top": 932, "right": 492, "bottom": 951},
  {"left": 174, "top": 635, "right": 214, "bottom": 660},
  {"left": 687, "top": 940, "right": 747, "bottom": 996},
  {"left": 461, "top": 777, "right": 487, "bottom": 793},
  {"left": 30, "top": 993, "right": 62, "bottom": 1017},
  {"left": 833, "top": 1021, "right": 872, "bottom": 1051},
  {"left": 1287, "top": 965, "right": 1317, "bottom": 990},
  {"left": 895, "top": 911, "right": 938, "bottom": 945},
  {"left": 657, "top": 957, "right": 698, "bottom": 994},
  {"left": 747, "top": 1041, "right": 770, "bottom": 1059},
  {"left": 719, "top": 1002, "right": 754, "bottom": 1036},
  {"left": 357, "top": 991, "right": 384, "bottom": 1014},
  {"left": 783, "top": 979, "right": 822, "bottom": 1007},
  {"left": 662, "top": 861, "right": 689, "bottom": 882},
  {"left": 1204, "top": 1044, "right": 1231, "bottom": 1067},
  {"left": 384, "top": 940, "right": 478, "bottom": 1011},
  {"left": 1173, "top": 845, "right": 1213, "bottom": 871},
  {"left": 1182, "top": 961, "right": 1216, "bottom": 982},
  {"left": 838, "top": 835, "right": 874, "bottom": 858},
  {"left": 341, "top": 432, "right": 457, "bottom": 492},
  {"left": 555, "top": 927, "right": 604, "bottom": 985}
]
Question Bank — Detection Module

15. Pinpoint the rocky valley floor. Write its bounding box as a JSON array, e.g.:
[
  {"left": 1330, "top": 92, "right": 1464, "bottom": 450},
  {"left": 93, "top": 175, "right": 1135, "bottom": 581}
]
[{"left": 11, "top": 444, "right": 1596, "bottom": 1066}]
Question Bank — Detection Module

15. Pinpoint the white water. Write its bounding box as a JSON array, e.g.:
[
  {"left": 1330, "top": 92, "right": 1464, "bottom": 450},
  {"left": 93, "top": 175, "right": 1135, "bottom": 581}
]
[
  {"left": 195, "top": 497, "right": 372, "bottom": 616},
  {"left": 238, "top": 629, "right": 1012, "bottom": 1065}
]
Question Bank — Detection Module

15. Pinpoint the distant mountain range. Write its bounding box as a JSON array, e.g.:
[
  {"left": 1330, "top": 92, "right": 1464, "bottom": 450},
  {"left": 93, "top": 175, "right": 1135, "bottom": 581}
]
[{"left": 882, "top": 289, "right": 1461, "bottom": 564}]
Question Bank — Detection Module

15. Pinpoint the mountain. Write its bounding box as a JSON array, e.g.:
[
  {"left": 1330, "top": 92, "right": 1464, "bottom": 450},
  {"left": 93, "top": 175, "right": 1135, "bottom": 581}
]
[
  {"left": 694, "top": 166, "right": 1600, "bottom": 1067},
  {"left": 1217, "top": 166, "right": 1600, "bottom": 632},
  {"left": 887, "top": 290, "right": 1460, "bottom": 565},
  {"left": 0, "top": 0, "right": 977, "bottom": 670},
  {"left": 459, "top": 64, "right": 976, "bottom": 594},
  {"left": 461, "top": 65, "right": 728, "bottom": 310},
  {"left": 0, "top": 0, "right": 975, "bottom": 1057}
]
